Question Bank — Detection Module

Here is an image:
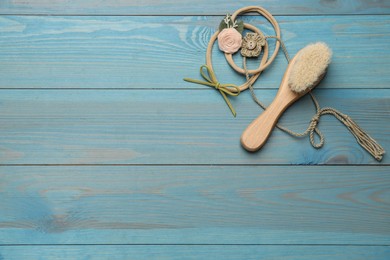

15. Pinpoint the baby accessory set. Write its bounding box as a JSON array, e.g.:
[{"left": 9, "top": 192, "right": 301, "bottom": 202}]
[{"left": 184, "top": 6, "right": 385, "bottom": 161}]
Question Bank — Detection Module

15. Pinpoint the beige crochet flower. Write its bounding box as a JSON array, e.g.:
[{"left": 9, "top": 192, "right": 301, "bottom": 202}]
[
  {"left": 218, "top": 28, "right": 242, "bottom": 54},
  {"left": 241, "top": 33, "right": 265, "bottom": 58}
]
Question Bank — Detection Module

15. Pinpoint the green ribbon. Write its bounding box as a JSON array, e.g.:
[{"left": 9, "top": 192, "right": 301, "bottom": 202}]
[{"left": 183, "top": 65, "right": 241, "bottom": 117}]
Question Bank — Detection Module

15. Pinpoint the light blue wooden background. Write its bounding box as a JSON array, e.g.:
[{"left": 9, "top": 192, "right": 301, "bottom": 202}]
[{"left": 0, "top": 0, "right": 389, "bottom": 259}]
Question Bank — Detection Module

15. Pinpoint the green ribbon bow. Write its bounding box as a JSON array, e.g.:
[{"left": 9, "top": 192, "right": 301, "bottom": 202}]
[{"left": 183, "top": 65, "right": 241, "bottom": 117}]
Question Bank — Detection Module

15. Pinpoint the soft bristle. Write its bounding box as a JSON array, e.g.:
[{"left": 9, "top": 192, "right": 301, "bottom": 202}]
[{"left": 288, "top": 42, "right": 332, "bottom": 94}]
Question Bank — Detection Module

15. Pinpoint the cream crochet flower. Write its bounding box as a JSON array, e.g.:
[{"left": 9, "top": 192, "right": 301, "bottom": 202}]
[{"left": 241, "top": 33, "right": 265, "bottom": 58}]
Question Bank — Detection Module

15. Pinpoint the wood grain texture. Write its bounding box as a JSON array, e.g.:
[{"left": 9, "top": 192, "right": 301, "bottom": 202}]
[
  {"left": 0, "top": 89, "right": 387, "bottom": 165},
  {"left": 1, "top": 0, "right": 389, "bottom": 15},
  {"left": 0, "top": 15, "right": 389, "bottom": 89},
  {"left": 0, "top": 245, "right": 389, "bottom": 260},
  {"left": 0, "top": 166, "right": 389, "bottom": 244},
  {"left": 0, "top": 0, "right": 389, "bottom": 257}
]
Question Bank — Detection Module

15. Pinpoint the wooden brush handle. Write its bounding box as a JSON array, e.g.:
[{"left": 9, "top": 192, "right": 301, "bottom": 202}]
[
  {"left": 240, "top": 97, "right": 287, "bottom": 152},
  {"left": 240, "top": 76, "right": 302, "bottom": 152}
]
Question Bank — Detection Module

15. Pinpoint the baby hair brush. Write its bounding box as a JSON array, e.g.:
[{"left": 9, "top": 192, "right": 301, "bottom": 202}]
[{"left": 241, "top": 42, "right": 332, "bottom": 152}]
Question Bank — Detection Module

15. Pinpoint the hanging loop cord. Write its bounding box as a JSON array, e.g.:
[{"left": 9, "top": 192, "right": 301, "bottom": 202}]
[
  {"left": 243, "top": 36, "right": 385, "bottom": 161},
  {"left": 184, "top": 65, "right": 240, "bottom": 117}
]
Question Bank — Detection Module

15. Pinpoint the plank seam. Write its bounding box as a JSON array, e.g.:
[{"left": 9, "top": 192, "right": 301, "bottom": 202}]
[
  {"left": 0, "top": 164, "right": 388, "bottom": 167},
  {"left": 0, "top": 88, "right": 388, "bottom": 91},
  {"left": 0, "top": 14, "right": 390, "bottom": 17},
  {"left": 0, "top": 244, "right": 389, "bottom": 246}
]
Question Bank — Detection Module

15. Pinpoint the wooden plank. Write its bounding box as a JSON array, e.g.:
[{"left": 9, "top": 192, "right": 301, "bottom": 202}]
[
  {"left": 0, "top": 166, "right": 389, "bottom": 244},
  {"left": 1, "top": 0, "right": 389, "bottom": 15},
  {"left": 0, "top": 89, "right": 388, "bottom": 165},
  {"left": 0, "top": 15, "right": 389, "bottom": 89},
  {"left": 0, "top": 245, "right": 389, "bottom": 259}
]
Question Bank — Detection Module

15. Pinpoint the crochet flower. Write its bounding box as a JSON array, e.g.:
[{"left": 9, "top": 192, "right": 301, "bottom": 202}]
[
  {"left": 218, "top": 28, "right": 243, "bottom": 54},
  {"left": 241, "top": 33, "right": 266, "bottom": 58}
]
